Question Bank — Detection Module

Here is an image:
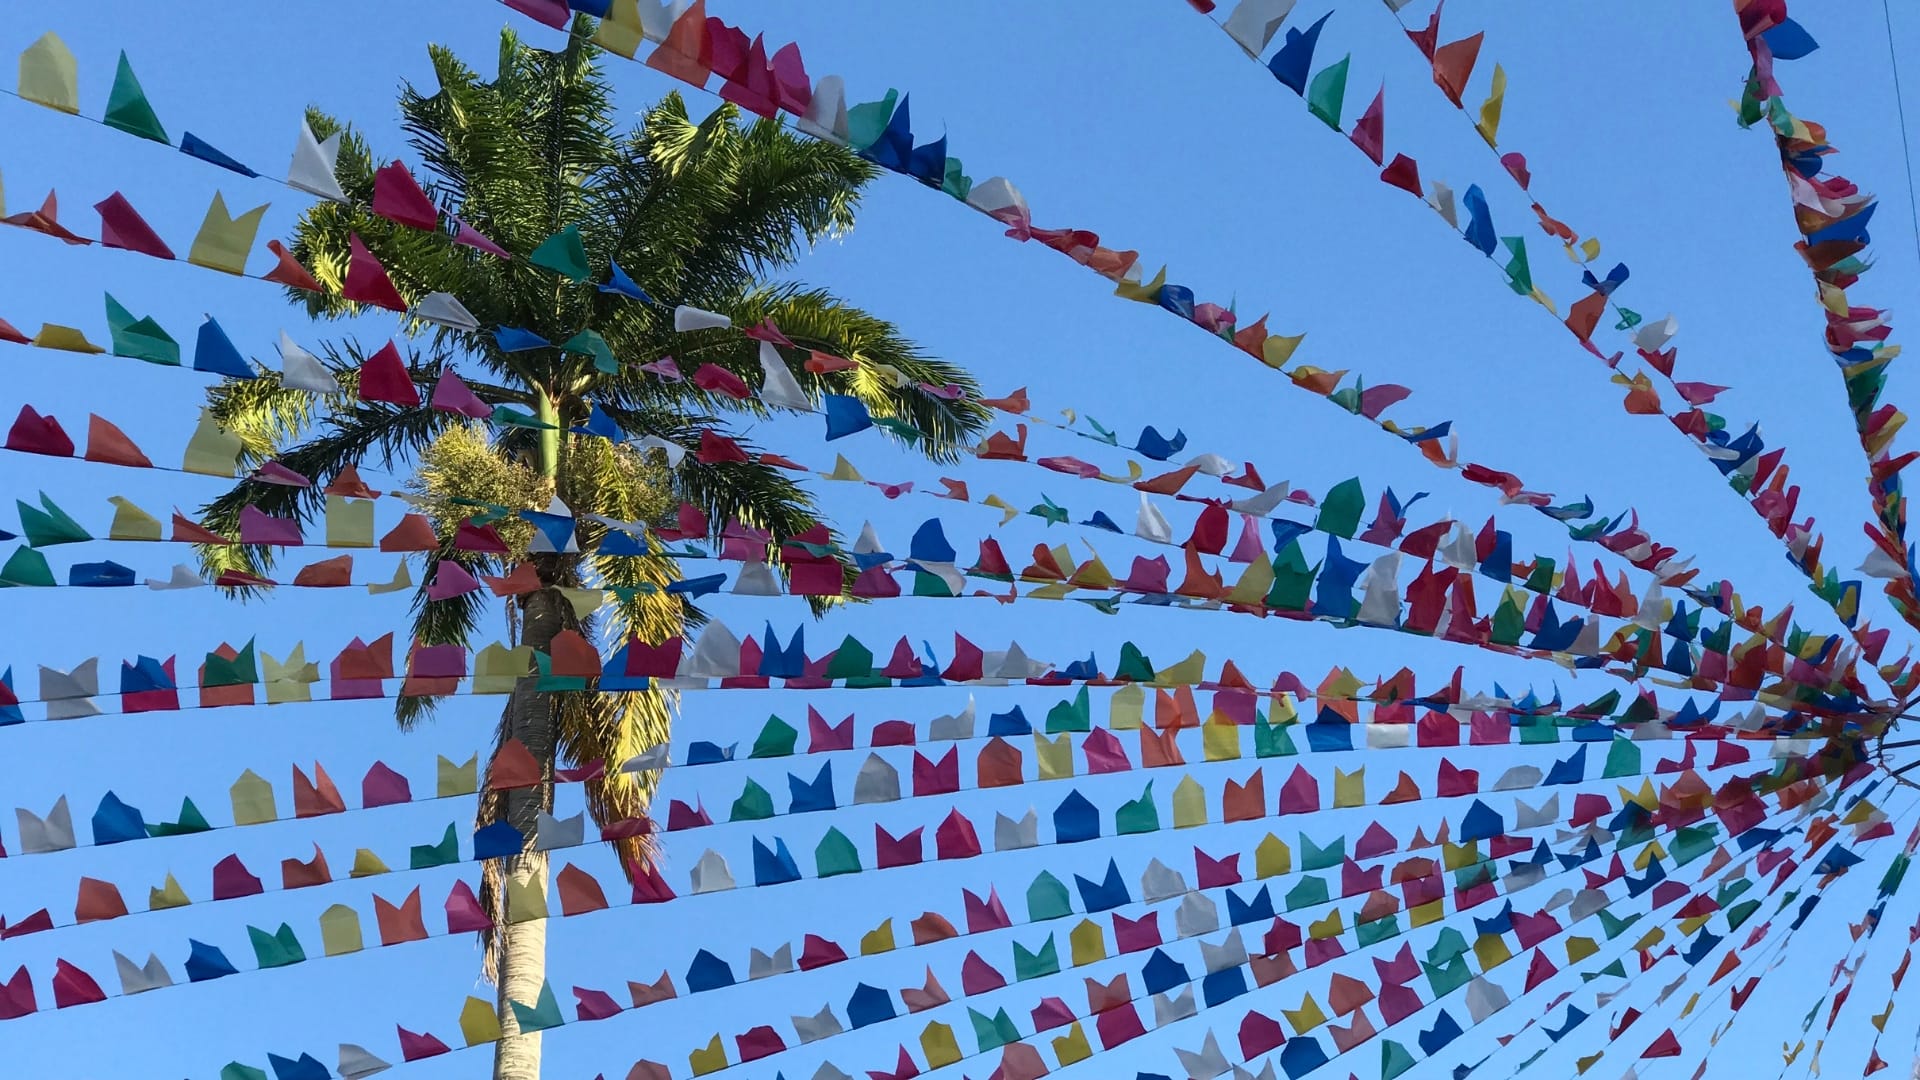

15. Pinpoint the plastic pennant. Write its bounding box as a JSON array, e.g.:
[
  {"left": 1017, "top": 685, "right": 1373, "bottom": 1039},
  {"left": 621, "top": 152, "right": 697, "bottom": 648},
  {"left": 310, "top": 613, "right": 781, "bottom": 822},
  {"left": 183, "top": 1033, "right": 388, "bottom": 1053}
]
[
  {"left": 343, "top": 234, "right": 408, "bottom": 311},
  {"left": 286, "top": 120, "right": 346, "bottom": 202},
  {"left": 103, "top": 52, "right": 168, "bottom": 143},
  {"left": 19, "top": 33, "right": 79, "bottom": 114},
  {"left": 186, "top": 193, "right": 268, "bottom": 275}
]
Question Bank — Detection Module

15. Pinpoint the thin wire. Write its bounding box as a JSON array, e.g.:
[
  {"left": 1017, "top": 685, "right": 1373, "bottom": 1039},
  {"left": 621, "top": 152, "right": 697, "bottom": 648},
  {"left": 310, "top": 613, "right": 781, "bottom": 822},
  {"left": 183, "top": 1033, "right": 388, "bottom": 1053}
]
[{"left": 1882, "top": 0, "right": 1920, "bottom": 274}]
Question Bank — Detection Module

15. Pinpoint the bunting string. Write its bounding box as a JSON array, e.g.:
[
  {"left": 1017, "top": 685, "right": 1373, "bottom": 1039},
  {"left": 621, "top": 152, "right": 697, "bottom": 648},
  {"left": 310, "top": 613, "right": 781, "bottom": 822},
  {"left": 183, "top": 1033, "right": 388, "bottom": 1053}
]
[
  {"left": 3, "top": 391, "right": 1877, "bottom": 704},
  {"left": 5, "top": 20, "right": 1842, "bottom": 680},
  {"left": 21, "top": 747, "right": 1838, "bottom": 1078},
  {"left": 1176, "top": 1, "right": 1875, "bottom": 660}
]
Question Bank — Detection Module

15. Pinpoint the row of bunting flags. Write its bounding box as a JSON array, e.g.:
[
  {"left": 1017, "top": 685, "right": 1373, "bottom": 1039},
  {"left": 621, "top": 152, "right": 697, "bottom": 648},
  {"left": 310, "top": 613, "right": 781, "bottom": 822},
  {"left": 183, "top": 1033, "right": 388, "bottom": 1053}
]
[
  {"left": 9, "top": 10, "right": 1883, "bottom": 688},
  {"left": 6, "top": 0, "right": 1920, "bottom": 1075}
]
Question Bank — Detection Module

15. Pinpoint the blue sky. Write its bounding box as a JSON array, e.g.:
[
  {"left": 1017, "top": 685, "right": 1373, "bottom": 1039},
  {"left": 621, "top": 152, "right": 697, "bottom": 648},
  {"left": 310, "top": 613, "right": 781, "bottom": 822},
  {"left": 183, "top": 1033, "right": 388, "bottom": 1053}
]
[{"left": 3, "top": 1, "right": 1920, "bottom": 1077}]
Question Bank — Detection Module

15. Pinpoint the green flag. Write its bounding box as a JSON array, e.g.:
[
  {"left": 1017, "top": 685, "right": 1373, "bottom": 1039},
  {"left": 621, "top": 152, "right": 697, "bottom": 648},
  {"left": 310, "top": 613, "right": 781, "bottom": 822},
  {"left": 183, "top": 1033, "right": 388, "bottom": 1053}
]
[
  {"left": 105, "top": 294, "right": 180, "bottom": 365},
  {"left": 1306, "top": 55, "right": 1351, "bottom": 130},
  {"left": 1011, "top": 936, "right": 1059, "bottom": 981},
  {"left": 18, "top": 493, "right": 91, "bottom": 547},
  {"left": 1285, "top": 875, "right": 1330, "bottom": 911},
  {"left": 845, "top": 90, "right": 900, "bottom": 151},
  {"left": 0, "top": 546, "right": 55, "bottom": 587},
  {"left": 509, "top": 982, "right": 564, "bottom": 1032},
  {"left": 204, "top": 641, "right": 259, "bottom": 687},
  {"left": 1026, "top": 872, "right": 1071, "bottom": 920},
  {"left": 1381, "top": 1040, "right": 1418, "bottom": 1080},
  {"left": 1045, "top": 687, "right": 1091, "bottom": 733},
  {"left": 148, "top": 797, "right": 212, "bottom": 837},
  {"left": 248, "top": 923, "right": 306, "bottom": 968},
  {"left": 103, "top": 52, "right": 169, "bottom": 143},
  {"left": 1267, "top": 540, "right": 1317, "bottom": 610},
  {"left": 1115, "top": 783, "right": 1159, "bottom": 834},
  {"left": 750, "top": 716, "right": 797, "bottom": 758},
  {"left": 409, "top": 823, "right": 459, "bottom": 869},
  {"left": 1115, "top": 641, "right": 1155, "bottom": 682},
  {"left": 1316, "top": 477, "right": 1365, "bottom": 538},
  {"left": 729, "top": 779, "right": 774, "bottom": 822},
  {"left": 1602, "top": 738, "right": 1640, "bottom": 779},
  {"left": 560, "top": 329, "right": 616, "bottom": 373},
  {"left": 815, "top": 827, "right": 861, "bottom": 876},
  {"left": 529, "top": 224, "right": 590, "bottom": 282},
  {"left": 1501, "top": 235, "right": 1533, "bottom": 295}
]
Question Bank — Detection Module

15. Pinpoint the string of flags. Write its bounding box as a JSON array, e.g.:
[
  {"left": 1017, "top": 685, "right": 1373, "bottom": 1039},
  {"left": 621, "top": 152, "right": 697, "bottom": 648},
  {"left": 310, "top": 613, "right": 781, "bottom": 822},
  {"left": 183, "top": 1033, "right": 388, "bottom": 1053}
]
[
  {"left": 4, "top": 2, "right": 1918, "bottom": 1077},
  {"left": 0, "top": 409, "right": 1879, "bottom": 703},
  {"left": 1176, "top": 0, "right": 1873, "bottom": 661},
  {"left": 1733, "top": 3, "right": 1920, "bottom": 649},
  {"left": 0, "top": 722, "right": 1858, "bottom": 1068},
  {"left": 15, "top": 734, "right": 1873, "bottom": 1068},
  {"left": 11, "top": 18, "right": 1864, "bottom": 684}
]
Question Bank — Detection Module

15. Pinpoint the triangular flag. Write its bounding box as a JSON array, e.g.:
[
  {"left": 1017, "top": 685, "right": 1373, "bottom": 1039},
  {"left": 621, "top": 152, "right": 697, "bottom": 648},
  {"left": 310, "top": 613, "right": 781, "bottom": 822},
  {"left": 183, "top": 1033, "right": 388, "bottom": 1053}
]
[
  {"left": 102, "top": 52, "right": 168, "bottom": 143},
  {"left": 186, "top": 193, "right": 268, "bottom": 275}
]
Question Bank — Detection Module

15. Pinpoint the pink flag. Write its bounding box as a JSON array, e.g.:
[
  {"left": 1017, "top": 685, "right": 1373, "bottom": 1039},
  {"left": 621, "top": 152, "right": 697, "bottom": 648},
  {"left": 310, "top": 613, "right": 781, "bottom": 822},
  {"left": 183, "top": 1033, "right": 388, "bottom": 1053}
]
[
  {"left": 371, "top": 162, "right": 439, "bottom": 231},
  {"left": 452, "top": 216, "right": 510, "bottom": 258},
  {"left": 343, "top": 234, "right": 408, "bottom": 312},
  {"left": 95, "top": 193, "right": 175, "bottom": 259},
  {"left": 239, "top": 505, "right": 304, "bottom": 547},
  {"left": 430, "top": 370, "right": 493, "bottom": 418},
  {"left": 426, "top": 562, "right": 482, "bottom": 601}
]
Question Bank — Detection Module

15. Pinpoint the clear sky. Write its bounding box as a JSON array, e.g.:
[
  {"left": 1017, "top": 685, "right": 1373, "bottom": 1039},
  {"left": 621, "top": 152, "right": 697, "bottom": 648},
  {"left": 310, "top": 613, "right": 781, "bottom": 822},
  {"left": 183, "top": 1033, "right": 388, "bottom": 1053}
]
[{"left": 3, "top": 1, "right": 1919, "bottom": 1078}]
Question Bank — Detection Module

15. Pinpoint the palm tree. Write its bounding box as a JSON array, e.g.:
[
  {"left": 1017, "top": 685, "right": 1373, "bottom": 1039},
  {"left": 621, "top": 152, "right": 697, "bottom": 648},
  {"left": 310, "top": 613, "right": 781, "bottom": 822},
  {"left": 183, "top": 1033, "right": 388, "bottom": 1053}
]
[{"left": 194, "top": 20, "right": 985, "bottom": 1079}]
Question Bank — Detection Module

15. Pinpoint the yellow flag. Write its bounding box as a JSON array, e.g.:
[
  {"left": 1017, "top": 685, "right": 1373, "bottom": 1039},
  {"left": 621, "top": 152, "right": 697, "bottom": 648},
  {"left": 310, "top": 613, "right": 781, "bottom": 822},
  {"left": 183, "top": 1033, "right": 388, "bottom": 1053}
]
[
  {"left": 474, "top": 643, "right": 535, "bottom": 694},
  {"left": 319, "top": 904, "right": 364, "bottom": 956},
  {"left": 1262, "top": 333, "right": 1306, "bottom": 368},
  {"left": 18, "top": 33, "right": 79, "bottom": 114},
  {"left": 1202, "top": 720, "right": 1241, "bottom": 762},
  {"left": 325, "top": 495, "right": 374, "bottom": 548},
  {"left": 1052, "top": 1023, "right": 1093, "bottom": 1066},
  {"left": 108, "top": 496, "right": 162, "bottom": 541},
  {"left": 1034, "top": 733, "right": 1073, "bottom": 780},
  {"left": 688, "top": 1035, "right": 728, "bottom": 1075},
  {"left": 367, "top": 559, "right": 412, "bottom": 596},
  {"left": 262, "top": 644, "right": 317, "bottom": 704},
  {"left": 1069, "top": 919, "right": 1106, "bottom": 966},
  {"left": 920, "top": 1022, "right": 962, "bottom": 1068},
  {"left": 1227, "top": 551, "right": 1274, "bottom": 604},
  {"left": 1474, "top": 932, "right": 1512, "bottom": 969},
  {"left": 505, "top": 872, "right": 548, "bottom": 923},
  {"left": 187, "top": 192, "right": 269, "bottom": 275},
  {"left": 559, "top": 587, "right": 605, "bottom": 619},
  {"left": 1074, "top": 553, "right": 1115, "bottom": 588},
  {"left": 1284, "top": 993, "right": 1328, "bottom": 1033},
  {"left": 1475, "top": 63, "right": 1506, "bottom": 145},
  {"left": 1172, "top": 775, "right": 1207, "bottom": 828},
  {"left": 1565, "top": 936, "right": 1599, "bottom": 964},
  {"left": 1410, "top": 900, "right": 1445, "bottom": 927},
  {"left": 438, "top": 754, "right": 478, "bottom": 796},
  {"left": 819, "top": 454, "right": 862, "bottom": 482},
  {"left": 1256, "top": 834, "right": 1291, "bottom": 877},
  {"left": 860, "top": 919, "right": 895, "bottom": 955},
  {"left": 1109, "top": 684, "right": 1144, "bottom": 730},
  {"left": 148, "top": 872, "right": 190, "bottom": 910},
  {"left": 1154, "top": 650, "right": 1205, "bottom": 686},
  {"left": 592, "top": 0, "right": 646, "bottom": 57},
  {"left": 229, "top": 769, "right": 277, "bottom": 825},
  {"left": 1308, "top": 910, "right": 1343, "bottom": 940},
  {"left": 1114, "top": 265, "right": 1167, "bottom": 304},
  {"left": 1333, "top": 766, "right": 1364, "bottom": 808},
  {"left": 182, "top": 409, "right": 242, "bottom": 477},
  {"left": 459, "top": 996, "right": 500, "bottom": 1046},
  {"left": 32, "top": 324, "right": 103, "bottom": 354},
  {"left": 350, "top": 848, "right": 390, "bottom": 878}
]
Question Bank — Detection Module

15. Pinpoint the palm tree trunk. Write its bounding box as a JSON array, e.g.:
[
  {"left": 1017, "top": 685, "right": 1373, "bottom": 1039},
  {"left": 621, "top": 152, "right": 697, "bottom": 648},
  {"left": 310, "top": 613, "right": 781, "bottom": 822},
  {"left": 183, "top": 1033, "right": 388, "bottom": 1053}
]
[{"left": 493, "top": 579, "right": 569, "bottom": 1080}]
